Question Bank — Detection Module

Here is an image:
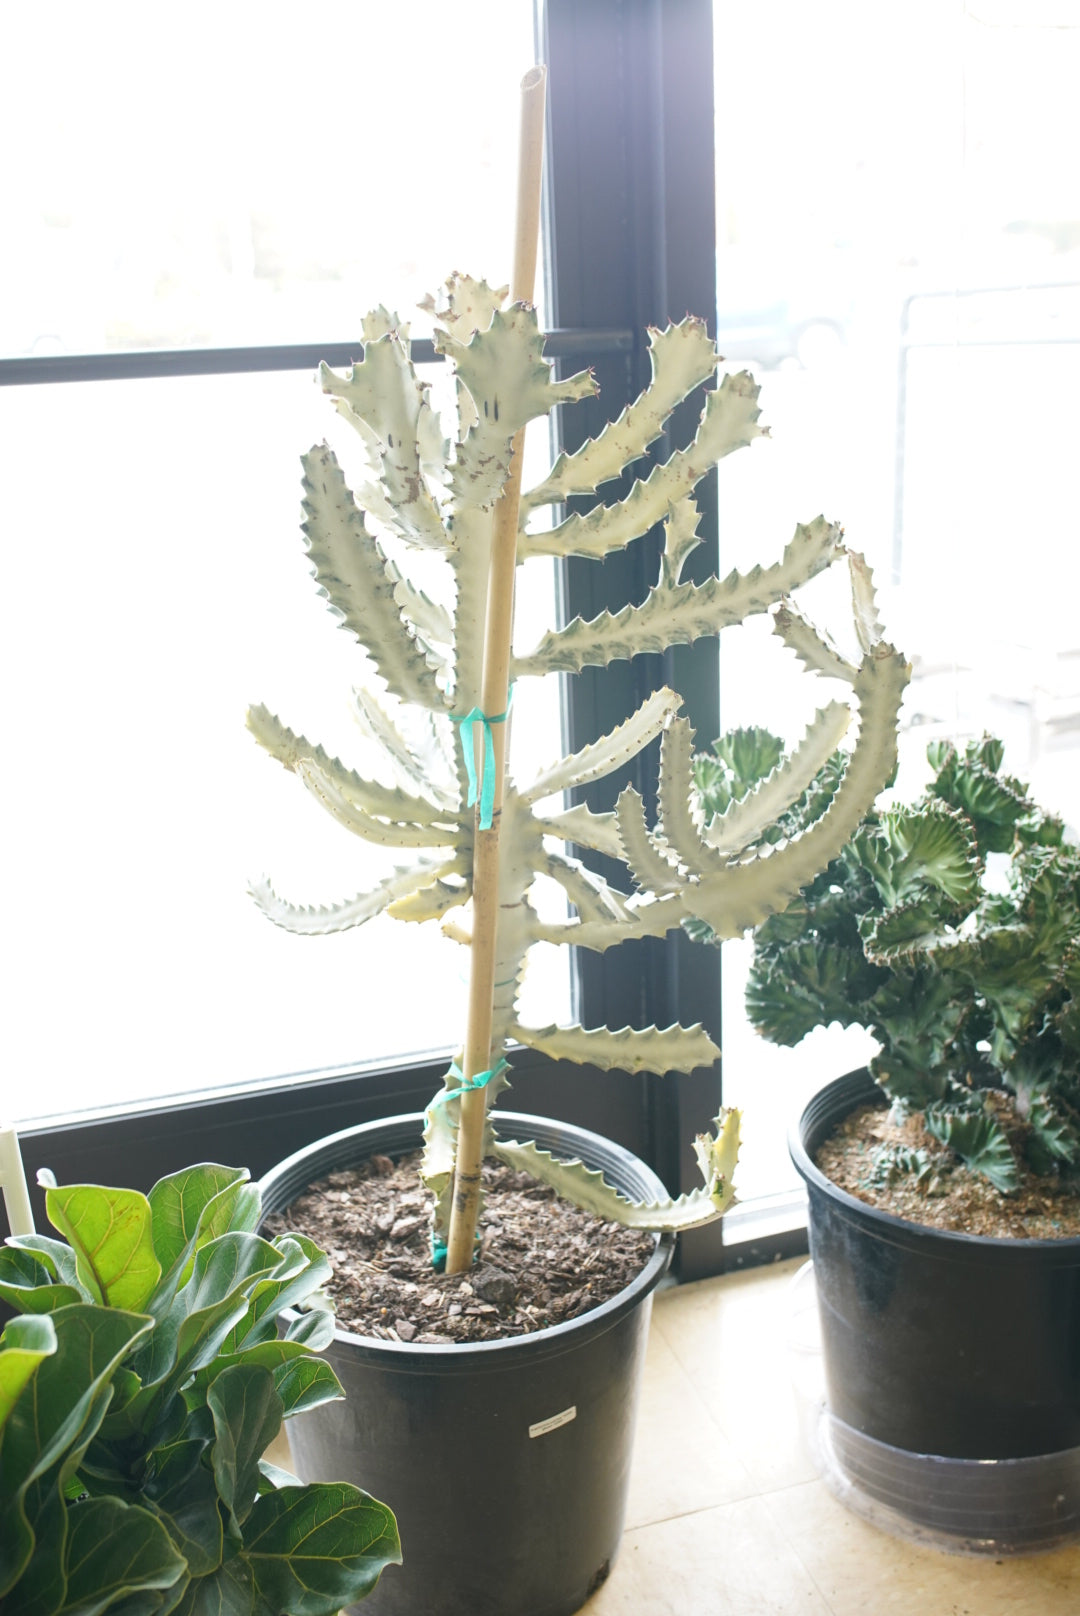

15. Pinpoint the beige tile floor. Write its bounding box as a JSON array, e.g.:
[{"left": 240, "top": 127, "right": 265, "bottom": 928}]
[{"left": 581, "top": 1257, "right": 1080, "bottom": 1616}]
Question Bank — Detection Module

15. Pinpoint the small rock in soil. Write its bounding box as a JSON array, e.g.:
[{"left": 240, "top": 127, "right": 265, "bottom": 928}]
[{"left": 472, "top": 1263, "right": 517, "bottom": 1304}]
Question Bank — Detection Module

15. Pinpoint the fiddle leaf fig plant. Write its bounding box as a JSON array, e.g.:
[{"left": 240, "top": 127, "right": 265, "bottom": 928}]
[
  {"left": 248, "top": 274, "right": 909, "bottom": 1270},
  {"left": 723, "top": 731, "right": 1080, "bottom": 1194},
  {"left": 0, "top": 1164, "right": 400, "bottom": 1615}
]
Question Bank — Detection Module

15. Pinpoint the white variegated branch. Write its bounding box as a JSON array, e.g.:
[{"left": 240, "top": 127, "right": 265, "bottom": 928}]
[
  {"left": 349, "top": 688, "right": 459, "bottom": 811},
  {"left": 444, "top": 510, "right": 494, "bottom": 721},
  {"left": 521, "top": 318, "right": 720, "bottom": 513},
  {"left": 419, "top": 273, "right": 508, "bottom": 348},
  {"left": 519, "top": 688, "right": 683, "bottom": 804},
  {"left": 251, "top": 279, "right": 910, "bottom": 1245},
  {"left": 615, "top": 787, "right": 684, "bottom": 894},
  {"left": 661, "top": 496, "right": 704, "bottom": 586},
  {"left": 540, "top": 648, "right": 909, "bottom": 951},
  {"left": 702, "top": 701, "right": 851, "bottom": 856},
  {"left": 296, "top": 761, "right": 462, "bottom": 848},
  {"left": 436, "top": 305, "right": 597, "bottom": 513},
  {"left": 490, "top": 1108, "right": 740, "bottom": 1231},
  {"left": 513, "top": 518, "right": 844, "bottom": 678},
  {"left": 510, "top": 1020, "right": 720, "bottom": 1075},
  {"left": 541, "top": 851, "right": 636, "bottom": 925},
  {"left": 319, "top": 334, "right": 448, "bottom": 552},
  {"left": 533, "top": 892, "right": 684, "bottom": 953},
  {"left": 388, "top": 873, "right": 470, "bottom": 923},
  {"left": 248, "top": 857, "right": 457, "bottom": 935},
  {"left": 657, "top": 718, "right": 714, "bottom": 876},
  {"left": 772, "top": 601, "right": 857, "bottom": 684},
  {"left": 419, "top": 275, "right": 509, "bottom": 449},
  {"left": 383, "top": 551, "right": 454, "bottom": 650},
  {"left": 533, "top": 804, "right": 625, "bottom": 862},
  {"left": 518, "top": 371, "right": 765, "bottom": 563},
  {"left": 247, "top": 704, "right": 453, "bottom": 825},
  {"left": 302, "top": 444, "right": 446, "bottom": 708},
  {"left": 847, "top": 549, "right": 886, "bottom": 655},
  {"left": 682, "top": 645, "right": 910, "bottom": 937}
]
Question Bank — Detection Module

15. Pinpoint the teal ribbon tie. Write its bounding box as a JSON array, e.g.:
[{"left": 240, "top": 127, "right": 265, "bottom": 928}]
[
  {"left": 450, "top": 699, "right": 510, "bottom": 830},
  {"left": 427, "top": 1058, "right": 509, "bottom": 1271},
  {"left": 428, "top": 1057, "right": 509, "bottom": 1112}
]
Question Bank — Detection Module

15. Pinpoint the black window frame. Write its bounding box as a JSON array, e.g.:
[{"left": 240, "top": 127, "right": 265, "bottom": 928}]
[{"left": 2, "top": 0, "right": 807, "bottom": 1278}]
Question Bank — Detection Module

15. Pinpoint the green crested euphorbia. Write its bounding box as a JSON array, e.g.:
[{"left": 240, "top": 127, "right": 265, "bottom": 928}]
[
  {"left": 708, "top": 732, "right": 1080, "bottom": 1195},
  {"left": 248, "top": 274, "right": 909, "bottom": 1259}
]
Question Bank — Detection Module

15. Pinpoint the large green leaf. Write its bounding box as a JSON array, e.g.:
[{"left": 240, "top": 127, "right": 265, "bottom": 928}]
[
  {"left": 0, "top": 1308, "right": 152, "bottom": 1609},
  {"left": 6, "top": 1237, "right": 88, "bottom": 1296},
  {"left": 242, "top": 1483, "right": 401, "bottom": 1615},
  {"left": 0, "top": 1316, "right": 57, "bottom": 1434},
  {"left": 141, "top": 1439, "right": 223, "bottom": 1578},
  {"left": 60, "top": 1496, "right": 186, "bottom": 1616},
  {"left": 0, "top": 1307, "right": 152, "bottom": 1501},
  {"left": 110, "top": 1585, "right": 192, "bottom": 1616},
  {"left": 46, "top": 1185, "right": 161, "bottom": 1313},
  {"left": 218, "top": 1236, "right": 331, "bottom": 1355},
  {"left": 191, "top": 1342, "right": 342, "bottom": 1420},
  {"left": 133, "top": 1235, "right": 286, "bottom": 1395},
  {"left": 0, "top": 1248, "right": 83, "bottom": 1315},
  {"left": 208, "top": 1366, "right": 283, "bottom": 1535},
  {"left": 281, "top": 1308, "right": 335, "bottom": 1353},
  {"left": 172, "top": 1554, "right": 269, "bottom": 1616},
  {"left": 148, "top": 1166, "right": 259, "bottom": 1304}
]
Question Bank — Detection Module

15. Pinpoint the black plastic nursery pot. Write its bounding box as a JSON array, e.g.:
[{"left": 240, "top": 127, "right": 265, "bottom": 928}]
[
  {"left": 259, "top": 1111, "right": 673, "bottom": 1616},
  {"left": 793, "top": 1069, "right": 1080, "bottom": 1544}
]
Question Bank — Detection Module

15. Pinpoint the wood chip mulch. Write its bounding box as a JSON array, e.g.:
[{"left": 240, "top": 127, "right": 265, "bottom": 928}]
[
  {"left": 816, "top": 1098, "right": 1080, "bottom": 1240},
  {"left": 264, "top": 1152, "right": 656, "bottom": 1345}
]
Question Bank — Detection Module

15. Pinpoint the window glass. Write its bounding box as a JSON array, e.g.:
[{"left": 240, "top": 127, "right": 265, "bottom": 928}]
[
  {"left": 712, "top": 0, "right": 1080, "bottom": 1198},
  {"left": 2, "top": 1, "right": 536, "bottom": 356},
  {"left": 0, "top": 1, "right": 580, "bottom": 1123},
  {"left": 1, "top": 370, "right": 567, "bottom": 1122}
]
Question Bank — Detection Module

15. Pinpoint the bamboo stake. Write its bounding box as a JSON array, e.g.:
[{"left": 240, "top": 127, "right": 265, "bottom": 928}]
[
  {"left": 0, "top": 1123, "right": 35, "bottom": 1236},
  {"left": 445, "top": 65, "right": 547, "bottom": 1274}
]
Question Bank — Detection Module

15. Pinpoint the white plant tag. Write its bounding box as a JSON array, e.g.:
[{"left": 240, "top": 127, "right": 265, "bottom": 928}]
[{"left": 529, "top": 1406, "right": 577, "bottom": 1439}]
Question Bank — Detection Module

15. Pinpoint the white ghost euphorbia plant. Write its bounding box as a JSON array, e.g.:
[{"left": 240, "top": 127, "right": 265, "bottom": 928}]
[{"left": 248, "top": 275, "right": 909, "bottom": 1273}]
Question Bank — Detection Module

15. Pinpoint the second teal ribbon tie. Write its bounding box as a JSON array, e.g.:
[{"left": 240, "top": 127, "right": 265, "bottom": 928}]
[
  {"left": 428, "top": 1058, "right": 510, "bottom": 1270},
  {"left": 450, "top": 693, "right": 511, "bottom": 830}
]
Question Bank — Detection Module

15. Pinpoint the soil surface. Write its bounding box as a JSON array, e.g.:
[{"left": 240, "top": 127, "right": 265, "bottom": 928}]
[
  {"left": 265, "top": 1152, "right": 656, "bottom": 1344},
  {"left": 816, "top": 1097, "right": 1080, "bottom": 1239}
]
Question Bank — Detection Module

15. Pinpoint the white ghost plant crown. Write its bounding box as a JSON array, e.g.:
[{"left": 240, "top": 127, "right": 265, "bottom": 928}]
[{"left": 248, "top": 273, "right": 909, "bottom": 1273}]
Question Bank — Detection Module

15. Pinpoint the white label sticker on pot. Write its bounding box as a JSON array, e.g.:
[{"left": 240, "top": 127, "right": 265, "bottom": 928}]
[{"left": 529, "top": 1406, "right": 577, "bottom": 1439}]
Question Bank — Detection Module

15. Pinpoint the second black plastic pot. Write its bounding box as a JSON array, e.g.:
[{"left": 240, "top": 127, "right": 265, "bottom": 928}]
[
  {"left": 792, "top": 1069, "right": 1080, "bottom": 1461},
  {"left": 260, "top": 1111, "right": 673, "bottom": 1616}
]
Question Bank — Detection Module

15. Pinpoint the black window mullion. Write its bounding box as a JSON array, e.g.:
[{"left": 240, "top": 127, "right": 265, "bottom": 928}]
[{"left": 543, "top": 0, "right": 723, "bottom": 1277}]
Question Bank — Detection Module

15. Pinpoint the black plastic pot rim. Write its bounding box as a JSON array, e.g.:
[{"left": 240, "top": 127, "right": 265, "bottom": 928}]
[
  {"left": 260, "top": 1109, "right": 675, "bottom": 1373},
  {"left": 791, "top": 1069, "right": 1080, "bottom": 1266}
]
